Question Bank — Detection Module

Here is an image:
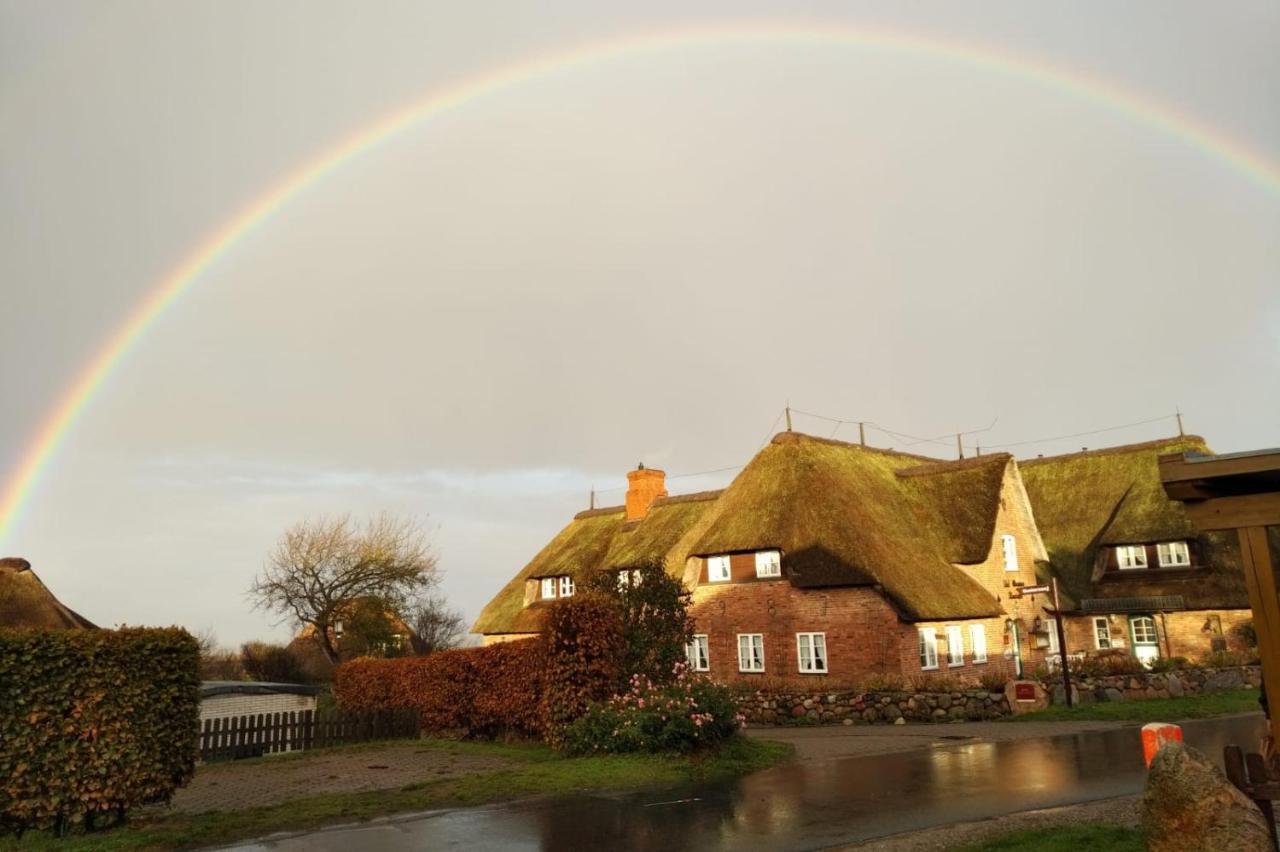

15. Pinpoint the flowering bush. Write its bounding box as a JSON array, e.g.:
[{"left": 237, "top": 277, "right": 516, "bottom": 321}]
[{"left": 559, "top": 663, "right": 743, "bottom": 755}]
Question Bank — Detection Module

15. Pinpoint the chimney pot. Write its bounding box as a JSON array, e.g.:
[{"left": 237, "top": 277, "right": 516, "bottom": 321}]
[{"left": 625, "top": 465, "right": 667, "bottom": 521}]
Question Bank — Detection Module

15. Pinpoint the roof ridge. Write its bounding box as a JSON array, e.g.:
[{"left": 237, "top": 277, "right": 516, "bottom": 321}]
[
  {"left": 572, "top": 505, "right": 625, "bottom": 520},
  {"left": 1019, "top": 435, "right": 1206, "bottom": 466},
  {"left": 769, "top": 430, "right": 944, "bottom": 463},
  {"left": 896, "top": 454, "right": 1012, "bottom": 478},
  {"left": 651, "top": 489, "right": 724, "bottom": 507}
]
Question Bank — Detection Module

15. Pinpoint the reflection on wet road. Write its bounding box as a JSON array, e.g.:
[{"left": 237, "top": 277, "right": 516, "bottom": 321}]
[{"left": 228, "top": 714, "right": 1265, "bottom": 852}]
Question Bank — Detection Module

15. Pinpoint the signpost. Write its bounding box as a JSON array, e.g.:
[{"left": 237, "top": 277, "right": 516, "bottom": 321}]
[{"left": 1009, "top": 580, "right": 1074, "bottom": 707}]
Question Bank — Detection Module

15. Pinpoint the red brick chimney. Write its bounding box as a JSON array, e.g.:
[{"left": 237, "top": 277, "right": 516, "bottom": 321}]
[{"left": 625, "top": 463, "right": 667, "bottom": 521}]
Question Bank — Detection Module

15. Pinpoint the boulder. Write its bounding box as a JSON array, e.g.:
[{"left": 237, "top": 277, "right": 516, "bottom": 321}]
[
  {"left": 1166, "top": 675, "right": 1184, "bottom": 698},
  {"left": 1003, "top": 680, "right": 1049, "bottom": 714},
  {"left": 1143, "top": 742, "right": 1272, "bottom": 852},
  {"left": 1204, "top": 669, "right": 1245, "bottom": 693},
  {"left": 1103, "top": 687, "right": 1126, "bottom": 702}
]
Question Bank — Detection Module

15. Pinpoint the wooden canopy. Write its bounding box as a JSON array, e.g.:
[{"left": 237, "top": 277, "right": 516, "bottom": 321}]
[{"left": 1160, "top": 448, "right": 1280, "bottom": 740}]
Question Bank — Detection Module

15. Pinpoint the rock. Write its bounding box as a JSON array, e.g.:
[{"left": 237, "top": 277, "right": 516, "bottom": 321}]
[
  {"left": 842, "top": 718, "right": 854, "bottom": 726},
  {"left": 791, "top": 705, "right": 806, "bottom": 718},
  {"left": 1103, "top": 687, "right": 1125, "bottom": 702},
  {"left": 1204, "top": 669, "right": 1245, "bottom": 692},
  {"left": 885, "top": 704, "right": 902, "bottom": 720},
  {"left": 1051, "top": 683, "right": 1081, "bottom": 706},
  {"left": 894, "top": 716, "right": 906, "bottom": 725},
  {"left": 931, "top": 708, "right": 947, "bottom": 719},
  {"left": 1003, "top": 680, "right": 1049, "bottom": 714},
  {"left": 937, "top": 694, "right": 952, "bottom": 709},
  {"left": 1142, "top": 742, "right": 1272, "bottom": 852},
  {"left": 803, "top": 698, "right": 814, "bottom": 709}
]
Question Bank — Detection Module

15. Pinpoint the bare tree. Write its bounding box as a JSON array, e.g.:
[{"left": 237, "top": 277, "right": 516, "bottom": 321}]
[
  {"left": 249, "top": 513, "right": 437, "bottom": 664},
  {"left": 406, "top": 593, "right": 467, "bottom": 655}
]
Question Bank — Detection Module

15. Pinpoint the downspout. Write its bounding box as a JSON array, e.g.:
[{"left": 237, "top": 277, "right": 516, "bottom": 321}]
[{"left": 1159, "top": 611, "right": 1172, "bottom": 659}]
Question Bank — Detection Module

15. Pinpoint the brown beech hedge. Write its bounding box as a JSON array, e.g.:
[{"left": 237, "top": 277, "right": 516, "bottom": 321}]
[
  {"left": 336, "top": 594, "right": 628, "bottom": 743},
  {"left": 335, "top": 639, "right": 545, "bottom": 739},
  {"left": 0, "top": 627, "right": 201, "bottom": 835}
]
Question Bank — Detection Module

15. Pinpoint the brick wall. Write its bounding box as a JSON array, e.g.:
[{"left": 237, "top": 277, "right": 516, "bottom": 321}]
[{"left": 199, "top": 691, "right": 316, "bottom": 723}]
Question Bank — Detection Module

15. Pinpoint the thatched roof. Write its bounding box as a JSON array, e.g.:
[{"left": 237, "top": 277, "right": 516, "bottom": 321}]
[
  {"left": 1020, "top": 436, "right": 1248, "bottom": 611},
  {"left": 0, "top": 558, "right": 97, "bottom": 629},
  {"left": 684, "top": 433, "right": 1003, "bottom": 620},
  {"left": 470, "top": 490, "right": 725, "bottom": 634}
]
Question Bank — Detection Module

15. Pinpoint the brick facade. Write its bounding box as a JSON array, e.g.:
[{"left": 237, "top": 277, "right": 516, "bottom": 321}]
[{"left": 1062, "top": 608, "right": 1252, "bottom": 661}]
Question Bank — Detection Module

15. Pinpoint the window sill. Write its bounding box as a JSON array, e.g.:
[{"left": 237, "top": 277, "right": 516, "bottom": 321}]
[
  {"left": 948, "top": 663, "right": 964, "bottom": 668},
  {"left": 973, "top": 660, "right": 988, "bottom": 665},
  {"left": 797, "top": 670, "right": 828, "bottom": 676},
  {"left": 737, "top": 669, "right": 765, "bottom": 674},
  {"left": 920, "top": 666, "right": 939, "bottom": 672}
]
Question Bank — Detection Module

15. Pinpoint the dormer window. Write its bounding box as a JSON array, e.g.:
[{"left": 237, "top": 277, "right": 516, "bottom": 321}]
[
  {"left": 708, "top": 555, "right": 731, "bottom": 583},
  {"left": 755, "top": 550, "right": 781, "bottom": 578},
  {"left": 559, "top": 576, "right": 575, "bottom": 597},
  {"left": 1156, "top": 541, "right": 1190, "bottom": 568},
  {"left": 540, "top": 577, "right": 557, "bottom": 599},
  {"left": 1116, "top": 545, "right": 1148, "bottom": 570}
]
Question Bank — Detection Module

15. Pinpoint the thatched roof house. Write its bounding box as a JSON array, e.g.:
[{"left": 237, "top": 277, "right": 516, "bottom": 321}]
[
  {"left": 1020, "top": 436, "right": 1248, "bottom": 613},
  {"left": 474, "top": 431, "right": 1048, "bottom": 637},
  {"left": 0, "top": 557, "right": 97, "bottom": 629}
]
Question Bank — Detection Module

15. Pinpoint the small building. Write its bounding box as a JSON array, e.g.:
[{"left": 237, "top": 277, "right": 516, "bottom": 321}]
[
  {"left": 1021, "top": 436, "right": 1252, "bottom": 664},
  {"left": 474, "top": 431, "right": 1059, "bottom": 684},
  {"left": 0, "top": 557, "right": 96, "bottom": 629}
]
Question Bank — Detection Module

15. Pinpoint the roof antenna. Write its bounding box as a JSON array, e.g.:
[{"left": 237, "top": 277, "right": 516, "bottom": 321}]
[
  {"left": 956, "top": 433, "right": 965, "bottom": 460},
  {"left": 785, "top": 404, "right": 792, "bottom": 432},
  {"left": 859, "top": 421, "right": 866, "bottom": 446},
  {"left": 589, "top": 486, "right": 595, "bottom": 510},
  {"left": 1176, "top": 407, "right": 1184, "bottom": 436}
]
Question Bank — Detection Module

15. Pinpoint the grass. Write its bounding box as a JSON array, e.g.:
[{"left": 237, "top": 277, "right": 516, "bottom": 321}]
[
  {"left": 960, "top": 823, "right": 1143, "bottom": 851},
  {"left": 1006, "top": 688, "right": 1261, "bottom": 723},
  {"left": 0, "top": 736, "right": 791, "bottom": 852}
]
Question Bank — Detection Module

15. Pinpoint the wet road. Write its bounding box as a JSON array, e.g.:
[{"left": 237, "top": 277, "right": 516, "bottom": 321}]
[{"left": 224, "top": 714, "right": 1265, "bottom": 852}]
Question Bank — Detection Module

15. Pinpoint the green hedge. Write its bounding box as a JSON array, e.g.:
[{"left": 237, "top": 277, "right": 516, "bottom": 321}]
[{"left": 0, "top": 627, "right": 201, "bottom": 835}]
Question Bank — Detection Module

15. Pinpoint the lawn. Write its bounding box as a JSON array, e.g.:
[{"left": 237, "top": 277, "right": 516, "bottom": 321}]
[
  {"left": 960, "top": 823, "right": 1143, "bottom": 851},
  {"left": 1007, "top": 688, "right": 1261, "bottom": 723},
  {"left": 0, "top": 736, "right": 791, "bottom": 852}
]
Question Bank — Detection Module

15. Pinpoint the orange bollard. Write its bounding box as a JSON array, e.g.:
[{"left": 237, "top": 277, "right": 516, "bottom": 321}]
[{"left": 1142, "top": 722, "right": 1183, "bottom": 767}]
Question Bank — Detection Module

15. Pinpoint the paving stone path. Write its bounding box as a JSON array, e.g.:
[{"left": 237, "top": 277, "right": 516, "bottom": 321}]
[{"left": 162, "top": 742, "right": 514, "bottom": 814}]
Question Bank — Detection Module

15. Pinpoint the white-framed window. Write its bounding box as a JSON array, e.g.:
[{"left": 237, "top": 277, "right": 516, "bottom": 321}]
[
  {"left": 946, "top": 625, "right": 965, "bottom": 667},
  {"left": 970, "top": 624, "right": 987, "bottom": 664},
  {"left": 616, "top": 568, "right": 642, "bottom": 590},
  {"left": 1116, "top": 545, "right": 1148, "bottom": 569},
  {"left": 1001, "top": 534, "right": 1019, "bottom": 572},
  {"left": 558, "top": 575, "right": 575, "bottom": 597},
  {"left": 796, "top": 632, "right": 828, "bottom": 674},
  {"left": 1157, "top": 541, "right": 1191, "bottom": 568},
  {"left": 540, "top": 577, "right": 557, "bottom": 599},
  {"left": 1045, "top": 618, "right": 1060, "bottom": 655},
  {"left": 755, "top": 550, "right": 782, "bottom": 578},
  {"left": 737, "top": 633, "right": 765, "bottom": 672},
  {"left": 1093, "top": 616, "right": 1112, "bottom": 650},
  {"left": 919, "top": 628, "right": 939, "bottom": 671},
  {"left": 686, "top": 635, "right": 710, "bottom": 671},
  {"left": 1131, "top": 616, "right": 1158, "bottom": 645},
  {"left": 708, "top": 555, "right": 732, "bottom": 583}
]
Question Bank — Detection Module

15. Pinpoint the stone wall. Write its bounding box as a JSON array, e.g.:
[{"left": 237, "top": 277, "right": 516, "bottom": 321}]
[
  {"left": 1047, "top": 665, "right": 1261, "bottom": 704},
  {"left": 736, "top": 687, "right": 1012, "bottom": 725},
  {"left": 735, "top": 665, "right": 1261, "bottom": 725}
]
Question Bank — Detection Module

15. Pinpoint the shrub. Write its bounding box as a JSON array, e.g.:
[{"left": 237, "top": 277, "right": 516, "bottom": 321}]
[
  {"left": 240, "top": 641, "right": 309, "bottom": 684},
  {"left": 0, "top": 627, "right": 200, "bottom": 836},
  {"left": 1148, "top": 656, "right": 1190, "bottom": 674},
  {"left": 333, "top": 639, "right": 543, "bottom": 739},
  {"left": 1202, "top": 649, "right": 1258, "bottom": 668},
  {"left": 1072, "top": 650, "right": 1146, "bottom": 679},
  {"left": 978, "top": 671, "right": 1009, "bottom": 692},
  {"left": 1235, "top": 621, "right": 1258, "bottom": 649},
  {"left": 862, "top": 673, "right": 909, "bottom": 692},
  {"left": 539, "top": 593, "right": 625, "bottom": 744},
  {"left": 586, "top": 560, "right": 694, "bottom": 686},
  {"left": 559, "top": 664, "right": 742, "bottom": 755}
]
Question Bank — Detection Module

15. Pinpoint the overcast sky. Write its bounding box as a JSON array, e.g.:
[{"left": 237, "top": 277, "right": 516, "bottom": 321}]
[{"left": 1, "top": 1, "right": 1277, "bottom": 647}]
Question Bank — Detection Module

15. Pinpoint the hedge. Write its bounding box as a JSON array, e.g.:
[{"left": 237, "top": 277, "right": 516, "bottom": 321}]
[
  {"left": 335, "top": 639, "right": 544, "bottom": 739},
  {"left": 539, "top": 594, "right": 625, "bottom": 745},
  {"left": 0, "top": 627, "right": 201, "bottom": 835}
]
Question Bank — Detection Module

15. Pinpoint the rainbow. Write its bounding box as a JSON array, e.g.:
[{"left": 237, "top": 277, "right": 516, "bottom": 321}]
[{"left": 2, "top": 21, "right": 1277, "bottom": 549}]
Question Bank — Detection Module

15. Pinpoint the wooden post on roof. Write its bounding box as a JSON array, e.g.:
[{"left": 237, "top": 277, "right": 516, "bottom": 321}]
[
  {"left": 785, "top": 406, "right": 792, "bottom": 432},
  {"left": 956, "top": 434, "right": 964, "bottom": 459},
  {"left": 858, "top": 422, "right": 866, "bottom": 446},
  {"left": 1176, "top": 409, "right": 1185, "bottom": 436},
  {"left": 589, "top": 487, "right": 595, "bottom": 510}
]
